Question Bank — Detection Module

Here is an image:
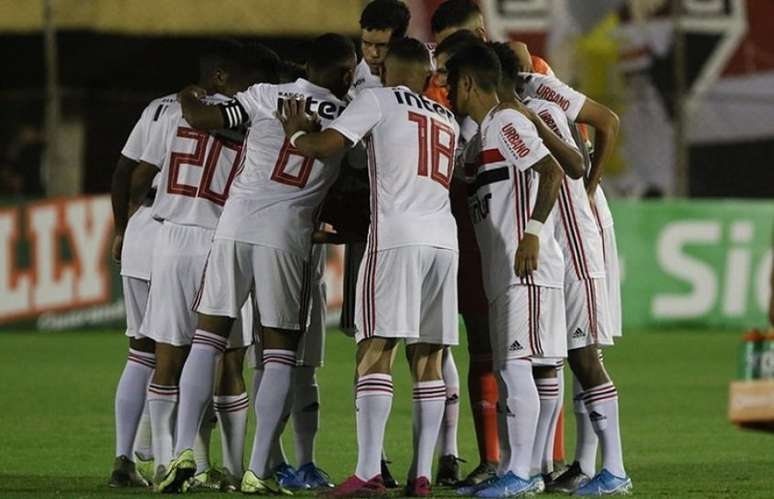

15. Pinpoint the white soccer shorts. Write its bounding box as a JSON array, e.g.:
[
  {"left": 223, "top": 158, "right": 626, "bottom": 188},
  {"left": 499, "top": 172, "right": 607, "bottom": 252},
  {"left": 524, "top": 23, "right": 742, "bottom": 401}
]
[
  {"left": 122, "top": 276, "right": 149, "bottom": 339},
  {"left": 565, "top": 277, "right": 614, "bottom": 351},
  {"left": 195, "top": 238, "right": 312, "bottom": 332},
  {"left": 139, "top": 222, "right": 248, "bottom": 347},
  {"left": 601, "top": 224, "right": 622, "bottom": 337},
  {"left": 120, "top": 206, "right": 161, "bottom": 280},
  {"left": 489, "top": 284, "right": 567, "bottom": 369},
  {"left": 248, "top": 245, "right": 327, "bottom": 368},
  {"left": 354, "top": 245, "right": 459, "bottom": 346}
]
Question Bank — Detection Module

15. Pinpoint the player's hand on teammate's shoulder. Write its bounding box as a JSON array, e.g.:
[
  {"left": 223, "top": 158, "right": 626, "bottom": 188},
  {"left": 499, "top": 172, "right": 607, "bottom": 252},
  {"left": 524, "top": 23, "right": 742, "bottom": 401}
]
[
  {"left": 178, "top": 84, "right": 208, "bottom": 102},
  {"left": 514, "top": 233, "right": 539, "bottom": 277},
  {"left": 276, "top": 97, "right": 321, "bottom": 137}
]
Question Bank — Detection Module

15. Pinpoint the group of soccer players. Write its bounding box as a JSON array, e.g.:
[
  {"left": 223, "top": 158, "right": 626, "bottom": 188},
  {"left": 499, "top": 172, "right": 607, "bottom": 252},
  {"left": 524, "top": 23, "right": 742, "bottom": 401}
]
[{"left": 108, "top": 0, "right": 631, "bottom": 496}]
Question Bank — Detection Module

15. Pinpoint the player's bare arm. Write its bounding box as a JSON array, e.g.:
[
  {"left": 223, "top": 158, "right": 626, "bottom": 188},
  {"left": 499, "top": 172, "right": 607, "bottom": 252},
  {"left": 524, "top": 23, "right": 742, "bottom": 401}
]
[
  {"left": 128, "top": 161, "right": 159, "bottom": 212},
  {"left": 278, "top": 97, "right": 348, "bottom": 159},
  {"left": 110, "top": 155, "right": 138, "bottom": 262},
  {"left": 178, "top": 84, "right": 225, "bottom": 130},
  {"left": 514, "top": 154, "right": 563, "bottom": 278},
  {"left": 577, "top": 98, "right": 620, "bottom": 196}
]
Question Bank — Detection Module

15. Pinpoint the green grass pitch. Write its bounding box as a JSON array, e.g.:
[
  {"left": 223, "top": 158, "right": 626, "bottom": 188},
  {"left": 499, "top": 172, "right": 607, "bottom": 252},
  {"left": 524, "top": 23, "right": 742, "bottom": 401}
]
[{"left": 0, "top": 328, "right": 772, "bottom": 498}]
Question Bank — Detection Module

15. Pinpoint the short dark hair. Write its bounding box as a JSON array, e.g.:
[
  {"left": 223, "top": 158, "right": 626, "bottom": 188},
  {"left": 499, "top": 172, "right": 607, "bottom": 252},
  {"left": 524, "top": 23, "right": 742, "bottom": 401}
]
[
  {"left": 307, "top": 33, "right": 357, "bottom": 72},
  {"left": 200, "top": 40, "right": 279, "bottom": 84},
  {"left": 360, "top": 0, "right": 411, "bottom": 40},
  {"left": 386, "top": 37, "right": 430, "bottom": 65},
  {"left": 434, "top": 29, "right": 481, "bottom": 59},
  {"left": 446, "top": 42, "right": 501, "bottom": 93},
  {"left": 487, "top": 42, "right": 523, "bottom": 83},
  {"left": 277, "top": 60, "right": 306, "bottom": 83},
  {"left": 431, "top": 0, "right": 481, "bottom": 34}
]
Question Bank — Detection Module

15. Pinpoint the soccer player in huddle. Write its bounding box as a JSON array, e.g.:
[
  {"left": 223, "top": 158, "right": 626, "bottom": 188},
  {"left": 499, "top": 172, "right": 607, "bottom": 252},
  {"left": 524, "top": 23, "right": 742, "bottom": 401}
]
[
  {"left": 159, "top": 33, "right": 357, "bottom": 495},
  {"left": 446, "top": 42, "right": 568, "bottom": 497},
  {"left": 127, "top": 42, "right": 279, "bottom": 491},
  {"left": 279, "top": 38, "right": 460, "bottom": 497}
]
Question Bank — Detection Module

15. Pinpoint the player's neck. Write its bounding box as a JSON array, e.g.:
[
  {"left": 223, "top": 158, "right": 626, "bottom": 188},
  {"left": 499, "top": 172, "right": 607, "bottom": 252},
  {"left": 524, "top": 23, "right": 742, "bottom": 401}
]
[{"left": 468, "top": 92, "right": 500, "bottom": 125}]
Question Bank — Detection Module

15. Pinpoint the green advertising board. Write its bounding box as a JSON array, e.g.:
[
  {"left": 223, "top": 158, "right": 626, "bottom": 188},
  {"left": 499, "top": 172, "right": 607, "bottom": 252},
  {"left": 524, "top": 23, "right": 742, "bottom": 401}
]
[{"left": 611, "top": 200, "right": 773, "bottom": 330}]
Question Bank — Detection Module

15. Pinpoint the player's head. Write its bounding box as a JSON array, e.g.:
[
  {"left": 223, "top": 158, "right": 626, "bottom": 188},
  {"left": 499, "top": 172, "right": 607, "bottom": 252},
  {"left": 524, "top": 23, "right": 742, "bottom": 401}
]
[
  {"left": 277, "top": 60, "right": 307, "bottom": 84},
  {"left": 431, "top": 0, "right": 486, "bottom": 44},
  {"left": 199, "top": 40, "right": 279, "bottom": 96},
  {"left": 487, "top": 41, "right": 525, "bottom": 100},
  {"left": 446, "top": 42, "right": 501, "bottom": 116},
  {"left": 433, "top": 29, "right": 481, "bottom": 88},
  {"left": 306, "top": 33, "right": 358, "bottom": 99},
  {"left": 360, "top": 0, "right": 411, "bottom": 70},
  {"left": 382, "top": 37, "right": 432, "bottom": 93}
]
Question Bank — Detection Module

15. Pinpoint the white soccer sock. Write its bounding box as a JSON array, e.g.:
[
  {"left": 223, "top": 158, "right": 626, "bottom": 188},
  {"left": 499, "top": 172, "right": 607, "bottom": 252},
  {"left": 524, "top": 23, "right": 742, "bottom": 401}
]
[
  {"left": 248, "top": 350, "right": 296, "bottom": 478},
  {"left": 583, "top": 382, "right": 625, "bottom": 477},
  {"left": 254, "top": 368, "right": 290, "bottom": 470},
  {"left": 214, "top": 393, "right": 249, "bottom": 476},
  {"left": 532, "top": 377, "right": 560, "bottom": 475},
  {"left": 147, "top": 383, "right": 179, "bottom": 468},
  {"left": 410, "top": 380, "right": 446, "bottom": 480},
  {"left": 292, "top": 366, "right": 320, "bottom": 467},
  {"left": 542, "top": 363, "right": 565, "bottom": 472},
  {"left": 354, "top": 374, "right": 393, "bottom": 481},
  {"left": 134, "top": 402, "right": 153, "bottom": 460},
  {"left": 437, "top": 351, "right": 460, "bottom": 458},
  {"left": 573, "top": 377, "right": 598, "bottom": 476},
  {"left": 174, "top": 330, "right": 227, "bottom": 456},
  {"left": 115, "top": 349, "right": 155, "bottom": 458},
  {"left": 498, "top": 359, "right": 539, "bottom": 480},
  {"left": 194, "top": 402, "right": 215, "bottom": 473}
]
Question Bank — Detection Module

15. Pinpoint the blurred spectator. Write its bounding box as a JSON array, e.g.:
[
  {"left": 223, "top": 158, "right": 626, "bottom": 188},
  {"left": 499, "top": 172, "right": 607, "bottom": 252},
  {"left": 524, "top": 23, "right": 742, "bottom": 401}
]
[{"left": 5, "top": 125, "right": 45, "bottom": 196}]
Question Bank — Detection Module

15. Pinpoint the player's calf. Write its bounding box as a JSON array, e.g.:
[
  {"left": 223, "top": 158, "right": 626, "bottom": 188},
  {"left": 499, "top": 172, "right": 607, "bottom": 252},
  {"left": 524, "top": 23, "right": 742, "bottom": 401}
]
[{"left": 214, "top": 347, "right": 249, "bottom": 479}]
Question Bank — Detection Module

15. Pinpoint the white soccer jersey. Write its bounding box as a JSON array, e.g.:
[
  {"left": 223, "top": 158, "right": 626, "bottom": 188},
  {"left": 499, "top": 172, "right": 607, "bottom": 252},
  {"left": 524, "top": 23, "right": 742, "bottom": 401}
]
[
  {"left": 525, "top": 98, "right": 605, "bottom": 281},
  {"left": 140, "top": 94, "right": 244, "bottom": 230},
  {"left": 468, "top": 108, "right": 564, "bottom": 300},
  {"left": 214, "top": 78, "right": 347, "bottom": 257},
  {"left": 122, "top": 93, "right": 177, "bottom": 161},
  {"left": 329, "top": 86, "right": 459, "bottom": 251},
  {"left": 521, "top": 72, "right": 615, "bottom": 228},
  {"left": 350, "top": 59, "right": 383, "bottom": 98}
]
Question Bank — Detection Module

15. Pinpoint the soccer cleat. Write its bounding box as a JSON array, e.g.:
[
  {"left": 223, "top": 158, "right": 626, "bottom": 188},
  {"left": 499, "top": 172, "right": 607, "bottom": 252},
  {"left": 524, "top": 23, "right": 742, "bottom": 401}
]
[
  {"left": 529, "top": 475, "right": 546, "bottom": 494},
  {"left": 405, "top": 476, "right": 432, "bottom": 497},
  {"left": 156, "top": 448, "right": 196, "bottom": 493},
  {"left": 273, "top": 462, "right": 308, "bottom": 490},
  {"left": 187, "top": 467, "right": 227, "bottom": 491},
  {"left": 381, "top": 459, "right": 399, "bottom": 488},
  {"left": 436, "top": 455, "right": 465, "bottom": 486},
  {"left": 474, "top": 471, "right": 533, "bottom": 497},
  {"left": 241, "top": 470, "right": 293, "bottom": 495},
  {"left": 458, "top": 462, "right": 498, "bottom": 489},
  {"left": 134, "top": 452, "right": 155, "bottom": 485},
  {"left": 546, "top": 461, "right": 591, "bottom": 494},
  {"left": 327, "top": 474, "right": 387, "bottom": 497},
  {"left": 456, "top": 474, "right": 498, "bottom": 496},
  {"left": 296, "top": 462, "right": 335, "bottom": 489},
  {"left": 574, "top": 469, "right": 632, "bottom": 496},
  {"left": 108, "top": 455, "right": 149, "bottom": 488}
]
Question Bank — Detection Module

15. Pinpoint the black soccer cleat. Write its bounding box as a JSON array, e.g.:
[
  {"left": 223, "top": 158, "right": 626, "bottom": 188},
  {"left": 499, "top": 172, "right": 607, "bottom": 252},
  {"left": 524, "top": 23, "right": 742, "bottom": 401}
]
[
  {"left": 457, "top": 461, "right": 497, "bottom": 488},
  {"left": 108, "top": 455, "right": 149, "bottom": 488},
  {"left": 381, "top": 458, "right": 400, "bottom": 488},
  {"left": 435, "top": 455, "right": 465, "bottom": 486},
  {"left": 545, "top": 460, "right": 591, "bottom": 494}
]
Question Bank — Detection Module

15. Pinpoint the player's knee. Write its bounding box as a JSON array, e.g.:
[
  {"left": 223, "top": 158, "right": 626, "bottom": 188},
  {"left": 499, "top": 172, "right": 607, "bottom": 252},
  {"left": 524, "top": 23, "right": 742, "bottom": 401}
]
[
  {"left": 129, "top": 336, "right": 155, "bottom": 353},
  {"left": 532, "top": 364, "right": 557, "bottom": 379},
  {"left": 153, "top": 344, "right": 189, "bottom": 385},
  {"left": 196, "top": 313, "right": 234, "bottom": 338},
  {"left": 408, "top": 343, "right": 444, "bottom": 382},
  {"left": 568, "top": 345, "right": 610, "bottom": 389},
  {"left": 261, "top": 326, "right": 301, "bottom": 351},
  {"left": 356, "top": 338, "right": 397, "bottom": 377}
]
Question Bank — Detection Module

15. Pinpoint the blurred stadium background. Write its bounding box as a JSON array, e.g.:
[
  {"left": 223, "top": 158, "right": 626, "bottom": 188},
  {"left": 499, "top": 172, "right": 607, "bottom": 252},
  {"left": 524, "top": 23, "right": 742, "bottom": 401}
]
[{"left": 0, "top": 0, "right": 773, "bottom": 497}]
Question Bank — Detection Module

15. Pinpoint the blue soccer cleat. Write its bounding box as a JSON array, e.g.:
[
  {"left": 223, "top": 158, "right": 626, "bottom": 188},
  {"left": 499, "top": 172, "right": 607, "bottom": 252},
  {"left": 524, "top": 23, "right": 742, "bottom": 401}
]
[
  {"left": 456, "top": 473, "right": 498, "bottom": 496},
  {"left": 273, "top": 463, "right": 309, "bottom": 491},
  {"left": 528, "top": 475, "right": 545, "bottom": 494},
  {"left": 295, "top": 462, "right": 334, "bottom": 489},
  {"left": 474, "top": 471, "right": 534, "bottom": 497},
  {"left": 574, "top": 469, "right": 632, "bottom": 496}
]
